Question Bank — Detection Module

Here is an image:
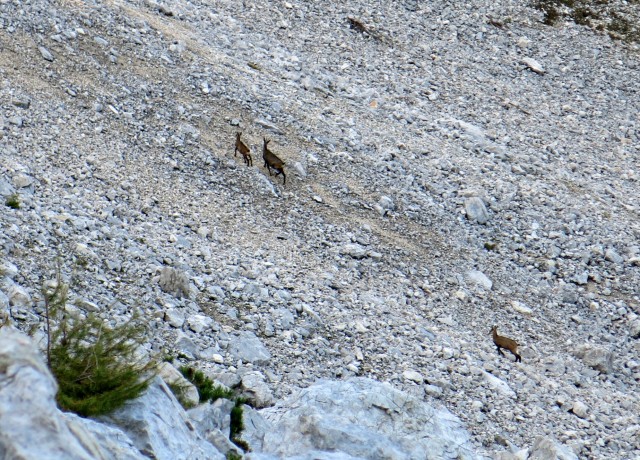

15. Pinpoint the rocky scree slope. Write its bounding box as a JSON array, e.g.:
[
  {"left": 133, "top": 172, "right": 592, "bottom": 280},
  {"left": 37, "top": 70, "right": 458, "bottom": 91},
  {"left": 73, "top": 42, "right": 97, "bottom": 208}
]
[{"left": 0, "top": 0, "right": 639, "bottom": 458}]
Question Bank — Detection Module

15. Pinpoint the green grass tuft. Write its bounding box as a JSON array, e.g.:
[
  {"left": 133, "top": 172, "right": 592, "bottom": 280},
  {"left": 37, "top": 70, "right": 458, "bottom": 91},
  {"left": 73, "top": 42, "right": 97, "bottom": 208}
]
[
  {"left": 178, "top": 366, "right": 234, "bottom": 403},
  {"left": 5, "top": 193, "right": 20, "bottom": 209}
]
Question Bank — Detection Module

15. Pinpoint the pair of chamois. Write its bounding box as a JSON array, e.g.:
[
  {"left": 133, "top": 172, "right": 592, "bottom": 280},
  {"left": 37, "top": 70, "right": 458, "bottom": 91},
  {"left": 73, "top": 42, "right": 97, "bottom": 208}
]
[{"left": 234, "top": 132, "right": 286, "bottom": 185}]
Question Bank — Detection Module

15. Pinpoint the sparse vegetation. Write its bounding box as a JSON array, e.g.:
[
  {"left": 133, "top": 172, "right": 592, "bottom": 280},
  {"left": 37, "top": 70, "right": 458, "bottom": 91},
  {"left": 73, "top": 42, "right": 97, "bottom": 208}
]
[
  {"left": 168, "top": 382, "right": 196, "bottom": 410},
  {"left": 178, "top": 365, "right": 235, "bottom": 403},
  {"left": 533, "top": 0, "right": 640, "bottom": 42},
  {"left": 43, "top": 264, "right": 156, "bottom": 417},
  {"left": 5, "top": 193, "right": 20, "bottom": 209},
  {"left": 178, "top": 365, "right": 250, "bottom": 451},
  {"left": 226, "top": 452, "right": 243, "bottom": 460}
]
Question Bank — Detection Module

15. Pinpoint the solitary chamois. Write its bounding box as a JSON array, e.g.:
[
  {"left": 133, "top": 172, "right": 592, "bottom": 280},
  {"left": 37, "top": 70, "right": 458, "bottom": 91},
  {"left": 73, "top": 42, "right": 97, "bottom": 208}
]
[
  {"left": 234, "top": 132, "right": 252, "bottom": 166},
  {"left": 262, "top": 138, "right": 286, "bottom": 185},
  {"left": 490, "top": 326, "right": 522, "bottom": 363}
]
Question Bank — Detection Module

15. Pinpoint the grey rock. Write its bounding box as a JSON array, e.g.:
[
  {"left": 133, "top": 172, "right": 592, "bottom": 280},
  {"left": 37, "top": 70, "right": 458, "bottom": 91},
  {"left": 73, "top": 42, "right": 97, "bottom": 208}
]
[
  {"left": 0, "top": 327, "right": 105, "bottom": 459},
  {"left": 241, "top": 371, "right": 275, "bottom": 408},
  {"left": 571, "top": 400, "right": 589, "bottom": 419},
  {"left": 528, "top": 436, "right": 578, "bottom": 460},
  {"left": 158, "top": 267, "right": 191, "bottom": 299},
  {"left": 187, "top": 314, "right": 213, "bottom": 333},
  {"left": 7, "top": 283, "right": 31, "bottom": 307},
  {"left": 0, "top": 178, "right": 14, "bottom": 196},
  {"left": 164, "top": 308, "right": 185, "bottom": 328},
  {"left": 189, "top": 400, "right": 243, "bottom": 455},
  {"left": 11, "top": 97, "right": 31, "bottom": 109},
  {"left": 522, "top": 57, "right": 545, "bottom": 75},
  {"left": 466, "top": 270, "right": 492, "bottom": 290},
  {"left": 228, "top": 331, "right": 271, "bottom": 365},
  {"left": 465, "top": 197, "right": 489, "bottom": 224},
  {"left": 100, "top": 377, "right": 225, "bottom": 460},
  {"left": 13, "top": 174, "right": 34, "bottom": 188},
  {"left": 574, "top": 344, "right": 614, "bottom": 374},
  {"left": 0, "top": 261, "right": 18, "bottom": 279},
  {"left": 62, "top": 412, "right": 145, "bottom": 460},
  {"left": 258, "top": 377, "right": 478, "bottom": 459},
  {"left": 188, "top": 398, "right": 235, "bottom": 438},
  {"left": 38, "top": 46, "right": 54, "bottom": 61},
  {"left": 340, "top": 243, "right": 368, "bottom": 259},
  {"left": 604, "top": 248, "right": 623, "bottom": 264},
  {"left": 157, "top": 362, "right": 199, "bottom": 407},
  {"left": 482, "top": 371, "right": 516, "bottom": 398}
]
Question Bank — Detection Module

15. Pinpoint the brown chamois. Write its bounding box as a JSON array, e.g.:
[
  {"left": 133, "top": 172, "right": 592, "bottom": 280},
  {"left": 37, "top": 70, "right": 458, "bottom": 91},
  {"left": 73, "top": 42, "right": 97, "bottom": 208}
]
[
  {"left": 490, "top": 326, "right": 522, "bottom": 363},
  {"left": 234, "top": 132, "right": 252, "bottom": 166},
  {"left": 262, "top": 138, "right": 286, "bottom": 185}
]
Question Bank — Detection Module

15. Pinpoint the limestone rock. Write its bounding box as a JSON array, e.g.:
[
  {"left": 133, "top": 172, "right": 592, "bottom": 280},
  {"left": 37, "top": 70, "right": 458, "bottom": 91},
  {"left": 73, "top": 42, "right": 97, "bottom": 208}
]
[
  {"left": 62, "top": 412, "right": 145, "bottom": 460},
  {"left": 0, "top": 327, "right": 106, "bottom": 459},
  {"left": 100, "top": 377, "right": 225, "bottom": 460},
  {"left": 528, "top": 436, "right": 578, "bottom": 460},
  {"left": 7, "top": 283, "right": 31, "bottom": 307},
  {"left": 465, "top": 196, "right": 489, "bottom": 224},
  {"left": 482, "top": 371, "right": 516, "bottom": 398},
  {"left": 240, "top": 371, "right": 275, "bottom": 408},
  {"left": 164, "top": 308, "right": 185, "bottom": 328},
  {"left": 157, "top": 362, "right": 199, "bottom": 407},
  {"left": 571, "top": 400, "right": 589, "bottom": 419},
  {"left": 187, "top": 314, "right": 213, "bottom": 333},
  {"left": 466, "top": 270, "right": 492, "bottom": 290},
  {"left": 257, "top": 377, "right": 479, "bottom": 459},
  {"left": 228, "top": 331, "right": 271, "bottom": 365},
  {"left": 574, "top": 344, "right": 614, "bottom": 374},
  {"left": 158, "top": 267, "right": 191, "bottom": 299},
  {"left": 188, "top": 399, "right": 241, "bottom": 456}
]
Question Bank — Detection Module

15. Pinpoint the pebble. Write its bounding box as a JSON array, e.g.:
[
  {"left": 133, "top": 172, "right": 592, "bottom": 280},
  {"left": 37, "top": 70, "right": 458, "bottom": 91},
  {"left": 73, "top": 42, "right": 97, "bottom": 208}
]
[{"left": 38, "top": 46, "right": 54, "bottom": 61}]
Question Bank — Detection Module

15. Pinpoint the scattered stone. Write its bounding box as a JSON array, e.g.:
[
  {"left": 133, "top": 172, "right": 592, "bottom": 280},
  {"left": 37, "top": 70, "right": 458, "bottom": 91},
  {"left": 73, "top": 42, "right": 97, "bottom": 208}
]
[
  {"left": 158, "top": 267, "right": 191, "bottom": 299},
  {"left": 571, "top": 400, "right": 589, "bottom": 419},
  {"left": 187, "top": 314, "right": 213, "bottom": 333},
  {"left": 340, "top": 243, "right": 368, "bottom": 259},
  {"left": 522, "top": 57, "right": 545, "bottom": 75},
  {"left": 240, "top": 371, "right": 275, "bottom": 408},
  {"left": 38, "top": 46, "right": 54, "bottom": 61},
  {"left": 574, "top": 344, "right": 614, "bottom": 374},
  {"left": 228, "top": 331, "right": 271, "bottom": 365},
  {"left": 466, "top": 270, "right": 492, "bottom": 290},
  {"left": 465, "top": 197, "right": 489, "bottom": 224},
  {"left": 528, "top": 436, "right": 578, "bottom": 460},
  {"left": 511, "top": 300, "right": 533, "bottom": 316},
  {"left": 7, "top": 284, "right": 31, "bottom": 308},
  {"left": 164, "top": 308, "right": 185, "bottom": 328},
  {"left": 402, "top": 369, "right": 424, "bottom": 384}
]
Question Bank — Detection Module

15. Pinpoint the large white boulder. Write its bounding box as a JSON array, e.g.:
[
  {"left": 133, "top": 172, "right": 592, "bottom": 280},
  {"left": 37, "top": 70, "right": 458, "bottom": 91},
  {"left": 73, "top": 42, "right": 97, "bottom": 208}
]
[{"left": 251, "top": 377, "right": 479, "bottom": 460}]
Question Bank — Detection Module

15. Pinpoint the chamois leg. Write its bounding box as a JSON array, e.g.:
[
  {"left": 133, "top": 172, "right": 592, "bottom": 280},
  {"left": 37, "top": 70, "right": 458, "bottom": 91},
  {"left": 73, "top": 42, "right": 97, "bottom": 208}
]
[
  {"left": 274, "top": 169, "right": 286, "bottom": 185},
  {"left": 511, "top": 350, "right": 522, "bottom": 362},
  {"left": 496, "top": 345, "right": 505, "bottom": 357}
]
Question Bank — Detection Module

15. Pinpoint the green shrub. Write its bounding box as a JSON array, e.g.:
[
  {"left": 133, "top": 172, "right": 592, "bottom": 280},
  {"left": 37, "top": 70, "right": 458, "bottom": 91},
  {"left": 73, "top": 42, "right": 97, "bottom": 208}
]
[
  {"left": 178, "top": 366, "right": 234, "bottom": 403},
  {"left": 44, "top": 266, "right": 155, "bottom": 417},
  {"left": 5, "top": 193, "right": 20, "bottom": 209}
]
